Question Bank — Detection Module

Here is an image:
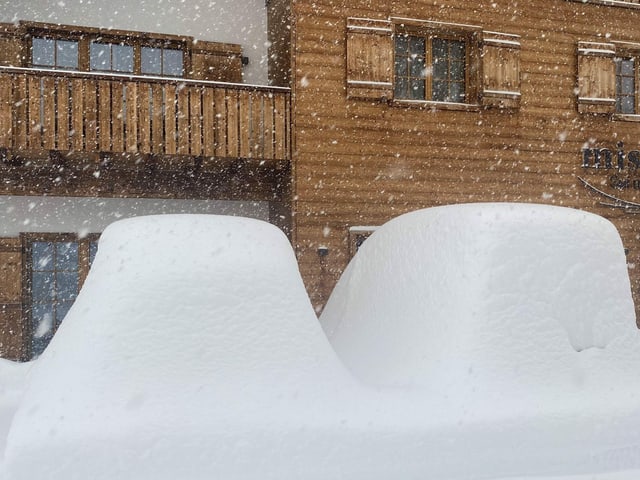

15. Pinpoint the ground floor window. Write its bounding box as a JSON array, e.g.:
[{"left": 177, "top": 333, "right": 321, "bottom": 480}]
[
  {"left": 23, "top": 234, "right": 98, "bottom": 358},
  {"left": 348, "top": 227, "right": 378, "bottom": 258}
]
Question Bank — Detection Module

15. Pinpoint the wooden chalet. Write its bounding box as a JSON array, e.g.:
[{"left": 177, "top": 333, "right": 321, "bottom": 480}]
[{"left": 5, "top": 0, "right": 640, "bottom": 360}]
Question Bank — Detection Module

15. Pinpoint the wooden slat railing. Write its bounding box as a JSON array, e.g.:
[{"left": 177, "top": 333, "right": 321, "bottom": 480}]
[{"left": 0, "top": 67, "right": 291, "bottom": 161}]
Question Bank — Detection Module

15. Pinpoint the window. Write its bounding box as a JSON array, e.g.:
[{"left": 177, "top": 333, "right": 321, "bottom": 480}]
[
  {"left": 345, "top": 18, "right": 519, "bottom": 109},
  {"left": 90, "top": 41, "right": 134, "bottom": 73},
  {"left": 32, "top": 36, "right": 78, "bottom": 69},
  {"left": 348, "top": 227, "right": 377, "bottom": 258},
  {"left": 23, "top": 234, "right": 98, "bottom": 358},
  {"left": 615, "top": 57, "right": 636, "bottom": 114},
  {"left": 141, "top": 46, "right": 184, "bottom": 77},
  {"left": 577, "top": 41, "right": 640, "bottom": 118},
  {"left": 394, "top": 34, "right": 467, "bottom": 103}
]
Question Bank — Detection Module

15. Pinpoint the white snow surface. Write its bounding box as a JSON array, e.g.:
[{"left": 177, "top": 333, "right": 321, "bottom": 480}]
[
  {"left": 3, "top": 206, "right": 640, "bottom": 479},
  {"left": 0, "top": 360, "right": 30, "bottom": 465}
]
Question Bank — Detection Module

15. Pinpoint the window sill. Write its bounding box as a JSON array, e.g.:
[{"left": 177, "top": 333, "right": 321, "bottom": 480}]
[
  {"left": 390, "top": 99, "right": 480, "bottom": 112},
  {"left": 613, "top": 113, "right": 640, "bottom": 122}
]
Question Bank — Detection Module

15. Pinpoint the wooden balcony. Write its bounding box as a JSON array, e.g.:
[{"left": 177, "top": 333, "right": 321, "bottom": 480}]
[{"left": 0, "top": 67, "right": 291, "bottom": 162}]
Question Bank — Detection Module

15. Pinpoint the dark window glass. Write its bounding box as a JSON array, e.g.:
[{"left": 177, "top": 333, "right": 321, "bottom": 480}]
[
  {"left": 32, "top": 38, "right": 55, "bottom": 67},
  {"left": 616, "top": 57, "right": 636, "bottom": 114},
  {"left": 395, "top": 34, "right": 466, "bottom": 103},
  {"left": 56, "top": 40, "right": 78, "bottom": 69},
  {"left": 27, "top": 236, "right": 99, "bottom": 358},
  {"left": 32, "top": 37, "right": 78, "bottom": 69},
  {"left": 141, "top": 47, "right": 162, "bottom": 75},
  {"left": 29, "top": 239, "right": 79, "bottom": 357},
  {"left": 394, "top": 35, "right": 426, "bottom": 100},
  {"left": 141, "top": 46, "right": 184, "bottom": 77},
  {"left": 91, "top": 42, "right": 134, "bottom": 73},
  {"left": 113, "top": 44, "right": 134, "bottom": 72},
  {"left": 90, "top": 42, "right": 110, "bottom": 70},
  {"left": 431, "top": 38, "right": 466, "bottom": 103},
  {"left": 89, "top": 241, "right": 98, "bottom": 265},
  {"left": 163, "top": 49, "right": 183, "bottom": 76}
]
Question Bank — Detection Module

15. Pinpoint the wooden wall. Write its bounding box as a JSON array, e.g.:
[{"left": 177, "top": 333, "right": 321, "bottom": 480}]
[
  {"left": 290, "top": 0, "right": 640, "bottom": 318},
  {"left": 0, "top": 239, "right": 22, "bottom": 360}
]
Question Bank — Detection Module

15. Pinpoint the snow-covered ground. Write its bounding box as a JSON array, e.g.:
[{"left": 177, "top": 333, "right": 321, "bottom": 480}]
[{"left": 2, "top": 205, "right": 640, "bottom": 479}]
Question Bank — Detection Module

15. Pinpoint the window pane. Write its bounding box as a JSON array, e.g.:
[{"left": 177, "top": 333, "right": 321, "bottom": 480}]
[
  {"left": 410, "top": 78, "right": 425, "bottom": 100},
  {"left": 56, "top": 40, "right": 78, "bottom": 69},
  {"left": 432, "top": 79, "right": 447, "bottom": 101},
  {"left": 163, "top": 49, "right": 183, "bottom": 76},
  {"left": 619, "top": 59, "right": 635, "bottom": 76},
  {"left": 450, "top": 40, "right": 466, "bottom": 61},
  {"left": 56, "top": 301, "right": 73, "bottom": 327},
  {"left": 56, "top": 271, "right": 79, "bottom": 302},
  {"left": 32, "top": 241, "right": 54, "bottom": 270},
  {"left": 432, "top": 57, "right": 447, "bottom": 80},
  {"left": 451, "top": 60, "right": 465, "bottom": 81},
  {"left": 409, "top": 56, "right": 425, "bottom": 78},
  {"left": 89, "top": 241, "right": 99, "bottom": 265},
  {"left": 395, "top": 35, "right": 408, "bottom": 55},
  {"left": 32, "top": 37, "right": 55, "bottom": 66},
  {"left": 394, "top": 76, "right": 408, "bottom": 99},
  {"left": 32, "top": 271, "right": 54, "bottom": 302},
  {"left": 56, "top": 242, "right": 78, "bottom": 271},
  {"left": 621, "top": 76, "right": 635, "bottom": 95},
  {"left": 450, "top": 82, "right": 465, "bottom": 102},
  {"left": 141, "top": 47, "right": 162, "bottom": 75},
  {"left": 432, "top": 38, "right": 446, "bottom": 60},
  {"left": 395, "top": 57, "right": 408, "bottom": 77},
  {"left": 619, "top": 96, "right": 635, "bottom": 114},
  {"left": 31, "top": 302, "right": 54, "bottom": 357},
  {"left": 113, "top": 44, "right": 134, "bottom": 72},
  {"left": 90, "top": 42, "right": 110, "bottom": 71},
  {"left": 409, "top": 36, "right": 425, "bottom": 56}
]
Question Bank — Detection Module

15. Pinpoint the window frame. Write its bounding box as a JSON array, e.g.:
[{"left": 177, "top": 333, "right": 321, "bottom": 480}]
[
  {"left": 612, "top": 42, "right": 640, "bottom": 121},
  {"left": 140, "top": 42, "right": 186, "bottom": 77},
  {"left": 89, "top": 39, "right": 135, "bottom": 73},
  {"left": 348, "top": 226, "right": 378, "bottom": 258},
  {"left": 30, "top": 35, "right": 80, "bottom": 70},
  {"left": 21, "top": 232, "right": 99, "bottom": 359},
  {"left": 26, "top": 23, "right": 189, "bottom": 79},
  {"left": 391, "top": 18, "right": 481, "bottom": 111}
]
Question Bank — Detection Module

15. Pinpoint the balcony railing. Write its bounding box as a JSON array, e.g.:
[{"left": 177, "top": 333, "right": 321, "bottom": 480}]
[{"left": 0, "top": 67, "right": 291, "bottom": 161}]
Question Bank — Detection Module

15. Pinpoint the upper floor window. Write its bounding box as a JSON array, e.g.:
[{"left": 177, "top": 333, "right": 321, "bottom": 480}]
[
  {"left": 32, "top": 36, "right": 78, "bottom": 70},
  {"left": 615, "top": 57, "right": 636, "bottom": 114},
  {"left": 394, "top": 34, "right": 466, "bottom": 103},
  {"left": 345, "top": 17, "right": 520, "bottom": 110},
  {"left": 90, "top": 41, "right": 134, "bottom": 73},
  {"left": 577, "top": 41, "right": 640, "bottom": 118},
  {"left": 141, "top": 46, "right": 184, "bottom": 77}
]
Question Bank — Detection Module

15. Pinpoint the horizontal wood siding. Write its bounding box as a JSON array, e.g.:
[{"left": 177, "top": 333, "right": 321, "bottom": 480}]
[
  {"left": 0, "top": 68, "right": 291, "bottom": 162},
  {"left": 0, "top": 238, "right": 22, "bottom": 360},
  {"left": 292, "top": 0, "right": 640, "bottom": 315}
]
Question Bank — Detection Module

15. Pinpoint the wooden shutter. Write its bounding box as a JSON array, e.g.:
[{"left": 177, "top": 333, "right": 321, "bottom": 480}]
[
  {"left": 481, "top": 32, "right": 521, "bottom": 109},
  {"left": 577, "top": 42, "right": 616, "bottom": 114},
  {"left": 346, "top": 18, "right": 393, "bottom": 100}
]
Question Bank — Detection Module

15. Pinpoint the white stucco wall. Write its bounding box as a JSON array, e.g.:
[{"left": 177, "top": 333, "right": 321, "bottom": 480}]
[
  {"left": 0, "top": 0, "right": 269, "bottom": 84},
  {"left": 0, "top": 196, "right": 270, "bottom": 236}
]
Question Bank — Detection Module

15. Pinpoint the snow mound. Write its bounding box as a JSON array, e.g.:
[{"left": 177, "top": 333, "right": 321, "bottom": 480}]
[
  {"left": 4, "top": 207, "right": 640, "bottom": 480},
  {"left": 2, "top": 215, "right": 355, "bottom": 480},
  {"left": 0, "top": 360, "right": 30, "bottom": 465},
  {"left": 321, "top": 203, "right": 638, "bottom": 393}
]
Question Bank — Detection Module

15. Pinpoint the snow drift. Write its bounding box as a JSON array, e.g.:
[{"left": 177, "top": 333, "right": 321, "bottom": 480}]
[{"left": 3, "top": 206, "right": 640, "bottom": 480}]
